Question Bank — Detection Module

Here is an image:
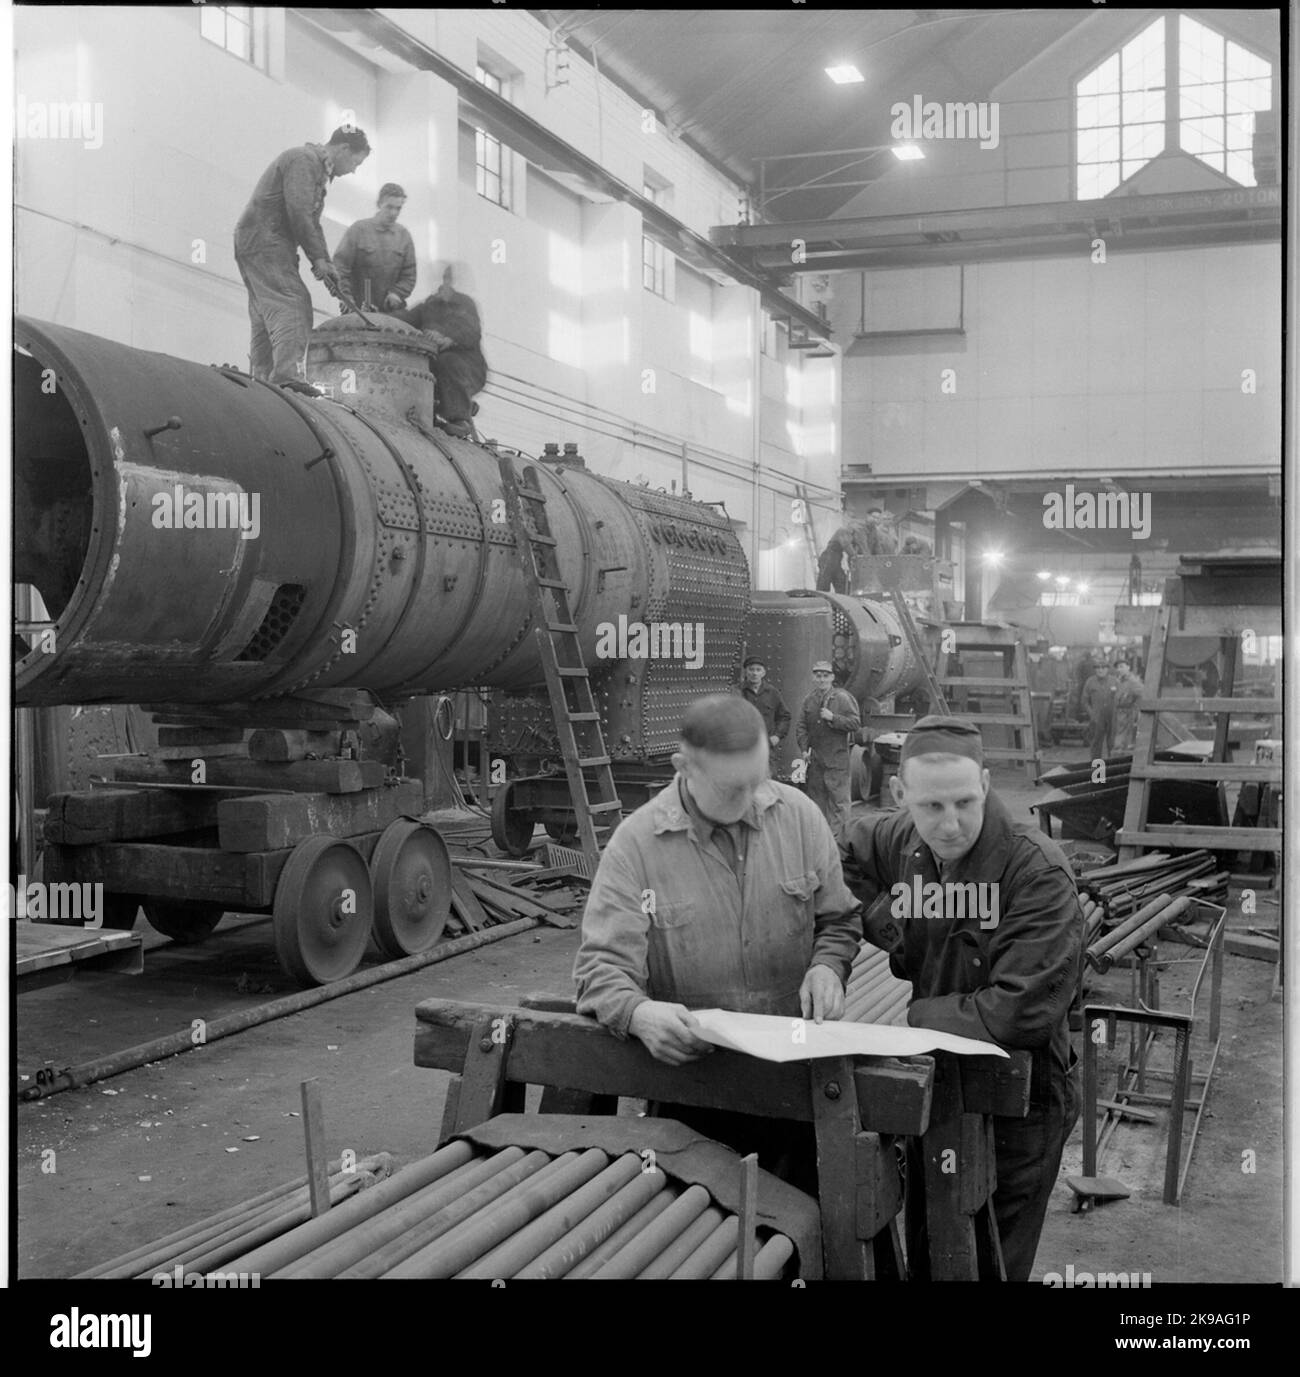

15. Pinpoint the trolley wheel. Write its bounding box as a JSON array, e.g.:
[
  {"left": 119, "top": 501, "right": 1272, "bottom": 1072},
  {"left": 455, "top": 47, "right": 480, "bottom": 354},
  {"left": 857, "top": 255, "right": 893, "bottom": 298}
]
[
  {"left": 370, "top": 819, "right": 451, "bottom": 959},
  {"left": 141, "top": 900, "right": 225, "bottom": 944},
  {"left": 544, "top": 820, "right": 580, "bottom": 847},
  {"left": 100, "top": 894, "right": 144, "bottom": 930},
  {"left": 272, "top": 835, "right": 373, "bottom": 986},
  {"left": 491, "top": 783, "right": 534, "bottom": 858}
]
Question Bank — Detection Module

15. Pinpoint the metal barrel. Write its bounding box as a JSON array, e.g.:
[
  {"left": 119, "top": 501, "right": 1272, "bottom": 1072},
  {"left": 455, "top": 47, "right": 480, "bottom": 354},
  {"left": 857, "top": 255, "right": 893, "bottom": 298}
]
[
  {"left": 14, "top": 314, "right": 747, "bottom": 707},
  {"left": 349, "top": 1148, "right": 551, "bottom": 1279},
  {"left": 272, "top": 1146, "right": 519, "bottom": 1278},
  {"left": 515, "top": 1169, "right": 671, "bottom": 1279},
  {"left": 456, "top": 1152, "right": 644, "bottom": 1279},
  {"left": 587, "top": 1183, "right": 714, "bottom": 1279},
  {"left": 563, "top": 1189, "right": 678, "bottom": 1279},
  {"left": 382, "top": 1149, "right": 609, "bottom": 1279},
  {"left": 635, "top": 1205, "right": 727, "bottom": 1280}
]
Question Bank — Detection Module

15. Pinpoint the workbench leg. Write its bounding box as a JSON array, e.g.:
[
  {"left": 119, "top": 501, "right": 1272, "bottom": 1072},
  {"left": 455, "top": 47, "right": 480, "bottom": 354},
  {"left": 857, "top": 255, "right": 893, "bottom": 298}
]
[
  {"left": 920, "top": 1064, "right": 980, "bottom": 1281},
  {"left": 1164, "top": 1027, "right": 1192, "bottom": 1206},
  {"left": 868, "top": 1218, "right": 905, "bottom": 1280},
  {"left": 1082, "top": 1019, "right": 1099, "bottom": 1178},
  {"left": 810, "top": 1056, "right": 872, "bottom": 1279}
]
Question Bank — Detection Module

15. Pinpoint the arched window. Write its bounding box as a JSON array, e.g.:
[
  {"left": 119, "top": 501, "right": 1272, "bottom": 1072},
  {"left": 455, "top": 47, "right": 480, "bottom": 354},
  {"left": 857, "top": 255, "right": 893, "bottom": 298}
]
[{"left": 1075, "top": 13, "right": 1272, "bottom": 199}]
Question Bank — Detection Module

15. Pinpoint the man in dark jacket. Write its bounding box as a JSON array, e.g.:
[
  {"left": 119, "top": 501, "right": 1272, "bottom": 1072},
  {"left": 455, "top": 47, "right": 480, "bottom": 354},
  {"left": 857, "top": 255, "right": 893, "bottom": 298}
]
[
  {"left": 795, "top": 661, "right": 861, "bottom": 841},
  {"left": 740, "top": 656, "right": 791, "bottom": 750},
  {"left": 394, "top": 266, "right": 488, "bottom": 436},
  {"left": 1081, "top": 661, "right": 1119, "bottom": 759},
  {"left": 334, "top": 182, "right": 417, "bottom": 313},
  {"left": 234, "top": 127, "right": 370, "bottom": 389},
  {"left": 842, "top": 716, "right": 1082, "bottom": 1280}
]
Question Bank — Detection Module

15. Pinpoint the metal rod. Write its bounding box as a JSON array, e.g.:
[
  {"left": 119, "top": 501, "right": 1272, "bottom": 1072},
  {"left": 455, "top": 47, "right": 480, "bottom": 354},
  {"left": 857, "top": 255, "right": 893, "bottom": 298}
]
[
  {"left": 636, "top": 1205, "right": 726, "bottom": 1280},
  {"left": 588, "top": 1183, "right": 713, "bottom": 1279},
  {"left": 668, "top": 1216, "right": 740, "bottom": 1279},
  {"left": 516, "top": 1170, "right": 670, "bottom": 1279},
  {"left": 563, "top": 1189, "right": 677, "bottom": 1278}
]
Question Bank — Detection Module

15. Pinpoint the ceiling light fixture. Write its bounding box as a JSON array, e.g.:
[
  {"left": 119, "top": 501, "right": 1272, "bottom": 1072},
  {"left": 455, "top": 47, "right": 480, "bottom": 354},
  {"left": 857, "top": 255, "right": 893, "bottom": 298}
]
[
  {"left": 891, "top": 143, "right": 925, "bottom": 161},
  {"left": 825, "top": 64, "right": 864, "bottom": 84},
  {"left": 1036, "top": 570, "right": 1052, "bottom": 581}
]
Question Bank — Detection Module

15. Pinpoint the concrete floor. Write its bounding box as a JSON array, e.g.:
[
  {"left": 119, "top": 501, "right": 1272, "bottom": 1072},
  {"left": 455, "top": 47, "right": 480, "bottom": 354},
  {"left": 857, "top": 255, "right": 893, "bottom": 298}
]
[{"left": 16, "top": 761, "right": 1284, "bottom": 1281}]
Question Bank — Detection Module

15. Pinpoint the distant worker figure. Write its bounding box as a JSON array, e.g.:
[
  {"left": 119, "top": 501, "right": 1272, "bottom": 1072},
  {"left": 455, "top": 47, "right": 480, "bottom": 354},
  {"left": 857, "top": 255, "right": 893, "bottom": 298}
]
[
  {"left": 1112, "top": 661, "right": 1142, "bottom": 752},
  {"left": 395, "top": 264, "right": 488, "bottom": 438},
  {"left": 796, "top": 661, "right": 862, "bottom": 841},
  {"left": 740, "top": 657, "right": 791, "bottom": 750},
  {"left": 333, "top": 182, "right": 417, "bottom": 313},
  {"left": 233, "top": 126, "right": 370, "bottom": 392},
  {"left": 900, "top": 534, "right": 933, "bottom": 557},
  {"left": 816, "top": 522, "right": 871, "bottom": 593},
  {"left": 864, "top": 507, "right": 899, "bottom": 556},
  {"left": 1081, "top": 661, "right": 1119, "bottom": 759}
]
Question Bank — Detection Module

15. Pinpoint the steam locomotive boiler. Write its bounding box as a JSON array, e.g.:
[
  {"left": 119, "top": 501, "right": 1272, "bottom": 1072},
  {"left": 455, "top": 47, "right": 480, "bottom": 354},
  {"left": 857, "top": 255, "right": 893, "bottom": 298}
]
[{"left": 14, "top": 314, "right": 932, "bottom": 982}]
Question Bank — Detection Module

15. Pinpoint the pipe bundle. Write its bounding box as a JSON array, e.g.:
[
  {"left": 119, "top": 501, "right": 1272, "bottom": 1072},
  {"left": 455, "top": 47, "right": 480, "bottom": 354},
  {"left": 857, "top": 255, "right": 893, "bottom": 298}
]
[
  {"left": 205, "top": 1142, "right": 797, "bottom": 1280},
  {"left": 842, "top": 945, "right": 911, "bottom": 1025},
  {"left": 72, "top": 1154, "right": 394, "bottom": 1280},
  {"left": 1079, "top": 850, "right": 1227, "bottom": 922}
]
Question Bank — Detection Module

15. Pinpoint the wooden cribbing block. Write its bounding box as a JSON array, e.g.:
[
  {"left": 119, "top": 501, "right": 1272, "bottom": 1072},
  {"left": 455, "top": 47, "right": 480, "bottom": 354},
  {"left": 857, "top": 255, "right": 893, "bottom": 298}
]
[
  {"left": 42, "top": 841, "right": 292, "bottom": 909},
  {"left": 217, "top": 779, "right": 423, "bottom": 852},
  {"left": 248, "top": 729, "right": 343, "bottom": 762},
  {"left": 413, "top": 998, "right": 934, "bottom": 1136},
  {"left": 155, "top": 742, "right": 250, "bottom": 761},
  {"left": 111, "top": 756, "right": 384, "bottom": 795},
  {"left": 155, "top": 726, "right": 247, "bottom": 747},
  {"left": 43, "top": 788, "right": 223, "bottom": 844}
]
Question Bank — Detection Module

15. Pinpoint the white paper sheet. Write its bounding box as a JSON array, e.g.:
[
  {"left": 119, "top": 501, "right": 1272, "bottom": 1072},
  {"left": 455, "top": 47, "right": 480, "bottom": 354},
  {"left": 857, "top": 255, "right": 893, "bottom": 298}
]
[{"left": 689, "top": 1009, "right": 1007, "bottom": 1062}]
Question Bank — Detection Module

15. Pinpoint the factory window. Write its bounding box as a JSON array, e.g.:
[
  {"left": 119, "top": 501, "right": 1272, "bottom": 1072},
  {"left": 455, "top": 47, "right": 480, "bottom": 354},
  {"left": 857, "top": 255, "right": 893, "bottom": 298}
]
[
  {"left": 200, "top": 4, "right": 264, "bottom": 68},
  {"left": 475, "top": 64, "right": 514, "bottom": 210},
  {"left": 1075, "top": 14, "right": 1273, "bottom": 198},
  {"left": 1178, "top": 16, "right": 1272, "bottom": 184},
  {"left": 642, "top": 177, "right": 671, "bottom": 298}
]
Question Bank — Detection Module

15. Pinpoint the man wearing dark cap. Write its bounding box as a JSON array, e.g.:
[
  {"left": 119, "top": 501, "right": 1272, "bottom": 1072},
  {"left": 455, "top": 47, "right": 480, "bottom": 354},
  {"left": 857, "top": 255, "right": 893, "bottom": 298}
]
[
  {"left": 574, "top": 693, "right": 860, "bottom": 1185},
  {"left": 740, "top": 657, "right": 791, "bottom": 750},
  {"left": 333, "top": 183, "right": 417, "bottom": 313},
  {"left": 842, "top": 716, "right": 1082, "bottom": 1280},
  {"left": 795, "top": 662, "right": 861, "bottom": 842},
  {"left": 234, "top": 126, "right": 370, "bottom": 390}
]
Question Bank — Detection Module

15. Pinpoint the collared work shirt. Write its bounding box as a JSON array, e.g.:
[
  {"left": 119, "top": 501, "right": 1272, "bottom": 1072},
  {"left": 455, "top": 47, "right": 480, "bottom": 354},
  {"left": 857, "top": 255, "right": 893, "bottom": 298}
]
[
  {"left": 842, "top": 790, "right": 1082, "bottom": 1085},
  {"left": 741, "top": 681, "right": 792, "bottom": 742},
  {"left": 334, "top": 216, "right": 417, "bottom": 309},
  {"left": 574, "top": 777, "right": 860, "bottom": 1035},
  {"left": 234, "top": 143, "right": 332, "bottom": 264},
  {"left": 795, "top": 686, "right": 861, "bottom": 767}
]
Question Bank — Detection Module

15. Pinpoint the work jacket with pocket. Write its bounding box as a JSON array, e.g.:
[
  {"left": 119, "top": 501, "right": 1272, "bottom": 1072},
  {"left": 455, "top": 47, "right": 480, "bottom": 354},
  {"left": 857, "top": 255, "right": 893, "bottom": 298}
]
[
  {"left": 574, "top": 777, "right": 860, "bottom": 1035},
  {"left": 842, "top": 790, "right": 1082, "bottom": 1095},
  {"left": 795, "top": 687, "right": 861, "bottom": 769},
  {"left": 234, "top": 143, "right": 332, "bottom": 266}
]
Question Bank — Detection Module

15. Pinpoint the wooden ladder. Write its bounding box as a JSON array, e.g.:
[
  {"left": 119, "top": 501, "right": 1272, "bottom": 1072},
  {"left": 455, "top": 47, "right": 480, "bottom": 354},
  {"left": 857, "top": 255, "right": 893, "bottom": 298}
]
[
  {"left": 875, "top": 558, "right": 949, "bottom": 716},
  {"left": 935, "top": 623, "right": 1040, "bottom": 780},
  {"left": 1116, "top": 604, "right": 1282, "bottom": 863},
  {"left": 498, "top": 454, "right": 622, "bottom": 871}
]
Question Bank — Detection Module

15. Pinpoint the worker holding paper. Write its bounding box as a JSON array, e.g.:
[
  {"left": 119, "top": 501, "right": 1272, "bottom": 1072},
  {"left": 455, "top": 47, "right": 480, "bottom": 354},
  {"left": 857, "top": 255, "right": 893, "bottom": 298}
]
[
  {"left": 574, "top": 693, "right": 861, "bottom": 1188},
  {"left": 842, "top": 715, "right": 1083, "bottom": 1281}
]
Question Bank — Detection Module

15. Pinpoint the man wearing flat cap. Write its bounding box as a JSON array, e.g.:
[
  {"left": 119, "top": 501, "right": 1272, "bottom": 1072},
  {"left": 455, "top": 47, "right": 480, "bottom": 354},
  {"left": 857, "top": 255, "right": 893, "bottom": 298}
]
[
  {"left": 842, "top": 716, "right": 1082, "bottom": 1281},
  {"left": 740, "top": 657, "right": 791, "bottom": 750},
  {"left": 795, "top": 662, "right": 861, "bottom": 842}
]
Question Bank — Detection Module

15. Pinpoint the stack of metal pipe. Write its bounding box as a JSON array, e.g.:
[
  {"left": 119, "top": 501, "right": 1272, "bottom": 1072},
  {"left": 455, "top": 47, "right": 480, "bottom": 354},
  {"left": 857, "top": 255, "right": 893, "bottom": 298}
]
[
  {"left": 1086, "top": 894, "right": 1194, "bottom": 973},
  {"left": 217, "top": 1142, "right": 796, "bottom": 1279},
  {"left": 1079, "top": 850, "right": 1227, "bottom": 922},
  {"left": 72, "top": 1154, "right": 394, "bottom": 1280},
  {"left": 842, "top": 944, "right": 911, "bottom": 1025}
]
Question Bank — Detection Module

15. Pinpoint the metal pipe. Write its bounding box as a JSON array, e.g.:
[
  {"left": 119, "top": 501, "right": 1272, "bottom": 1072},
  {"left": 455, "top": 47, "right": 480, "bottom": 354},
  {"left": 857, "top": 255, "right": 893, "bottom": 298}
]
[
  {"left": 382, "top": 1150, "right": 610, "bottom": 1279},
  {"left": 752, "top": 1234, "right": 796, "bottom": 1278},
  {"left": 515, "top": 1169, "right": 670, "bottom": 1279},
  {"left": 1086, "top": 894, "right": 1174, "bottom": 968},
  {"left": 340, "top": 1148, "right": 548, "bottom": 1279},
  {"left": 456, "top": 1152, "right": 644, "bottom": 1279},
  {"left": 1095, "top": 897, "right": 1191, "bottom": 972},
  {"left": 668, "top": 1216, "right": 739, "bottom": 1279},
  {"left": 229, "top": 1140, "right": 475, "bottom": 1277},
  {"left": 588, "top": 1184, "right": 713, "bottom": 1279},
  {"left": 635, "top": 1205, "right": 726, "bottom": 1279},
  {"left": 278, "top": 1148, "right": 526, "bottom": 1278},
  {"left": 563, "top": 1189, "right": 677, "bottom": 1279},
  {"left": 19, "top": 918, "right": 537, "bottom": 1102}
]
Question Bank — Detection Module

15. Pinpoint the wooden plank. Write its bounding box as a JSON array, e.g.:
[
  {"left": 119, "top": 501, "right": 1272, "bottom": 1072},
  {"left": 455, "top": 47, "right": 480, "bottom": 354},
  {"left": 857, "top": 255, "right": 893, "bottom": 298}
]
[
  {"left": 217, "top": 779, "right": 423, "bottom": 851},
  {"left": 853, "top": 1131, "right": 904, "bottom": 1241},
  {"left": 41, "top": 841, "right": 292, "bottom": 908},
  {"left": 411, "top": 999, "right": 934, "bottom": 1133},
  {"left": 957, "top": 1112, "right": 994, "bottom": 1214},
  {"left": 43, "top": 787, "right": 223, "bottom": 844},
  {"left": 921, "top": 1060, "right": 978, "bottom": 1280},
  {"left": 1117, "top": 826, "right": 1281, "bottom": 851},
  {"left": 449, "top": 871, "right": 489, "bottom": 932},
  {"left": 248, "top": 729, "right": 342, "bottom": 763},
  {"left": 736, "top": 1153, "right": 759, "bottom": 1280},
  {"left": 1223, "top": 932, "right": 1280, "bottom": 962},
  {"left": 301, "top": 1081, "right": 331, "bottom": 1219},
  {"left": 1130, "top": 763, "right": 1282, "bottom": 782},
  {"left": 154, "top": 742, "right": 249, "bottom": 762},
  {"left": 958, "top": 1051, "right": 1032, "bottom": 1118},
  {"left": 16, "top": 926, "right": 144, "bottom": 990},
  {"left": 1137, "top": 697, "right": 1280, "bottom": 715},
  {"left": 144, "top": 696, "right": 377, "bottom": 726},
  {"left": 111, "top": 756, "right": 384, "bottom": 795},
  {"left": 810, "top": 1056, "right": 871, "bottom": 1279},
  {"left": 156, "top": 726, "right": 247, "bottom": 747},
  {"left": 448, "top": 1015, "right": 515, "bottom": 1134}
]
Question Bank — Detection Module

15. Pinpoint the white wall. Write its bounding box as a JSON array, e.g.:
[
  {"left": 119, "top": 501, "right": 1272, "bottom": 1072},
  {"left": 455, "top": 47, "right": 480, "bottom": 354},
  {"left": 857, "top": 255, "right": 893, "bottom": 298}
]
[{"left": 14, "top": 6, "right": 841, "bottom": 586}]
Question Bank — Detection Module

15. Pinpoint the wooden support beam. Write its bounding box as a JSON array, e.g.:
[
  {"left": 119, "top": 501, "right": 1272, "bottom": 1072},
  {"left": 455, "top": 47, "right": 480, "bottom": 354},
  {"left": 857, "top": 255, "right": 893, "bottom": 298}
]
[
  {"left": 43, "top": 788, "right": 223, "bottom": 844},
  {"left": 810, "top": 1056, "right": 872, "bottom": 1279},
  {"left": 42, "top": 840, "right": 293, "bottom": 908},
  {"left": 111, "top": 756, "right": 385, "bottom": 795},
  {"left": 217, "top": 779, "right": 423, "bottom": 852},
  {"left": 248, "top": 729, "right": 344, "bottom": 762}
]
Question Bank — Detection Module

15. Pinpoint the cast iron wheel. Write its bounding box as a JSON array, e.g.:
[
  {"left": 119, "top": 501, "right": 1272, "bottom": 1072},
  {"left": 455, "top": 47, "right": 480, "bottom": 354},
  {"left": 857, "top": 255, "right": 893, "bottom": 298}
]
[
  {"left": 272, "top": 835, "right": 373, "bottom": 986},
  {"left": 490, "top": 783, "right": 534, "bottom": 858},
  {"left": 100, "top": 894, "right": 144, "bottom": 930},
  {"left": 370, "top": 819, "right": 451, "bottom": 959},
  {"left": 141, "top": 900, "right": 225, "bottom": 945}
]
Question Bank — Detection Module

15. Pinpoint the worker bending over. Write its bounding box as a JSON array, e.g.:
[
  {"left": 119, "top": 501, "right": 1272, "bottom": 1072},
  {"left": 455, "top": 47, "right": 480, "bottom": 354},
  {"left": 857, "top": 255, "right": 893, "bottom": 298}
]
[
  {"left": 233, "top": 126, "right": 370, "bottom": 391},
  {"left": 574, "top": 694, "right": 859, "bottom": 1187},
  {"left": 795, "top": 661, "right": 861, "bottom": 842},
  {"left": 394, "top": 265, "right": 488, "bottom": 438},
  {"left": 334, "top": 182, "right": 417, "bottom": 313},
  {"left": 843, "top": 716, "right": 1082, "bottom": 1281}
]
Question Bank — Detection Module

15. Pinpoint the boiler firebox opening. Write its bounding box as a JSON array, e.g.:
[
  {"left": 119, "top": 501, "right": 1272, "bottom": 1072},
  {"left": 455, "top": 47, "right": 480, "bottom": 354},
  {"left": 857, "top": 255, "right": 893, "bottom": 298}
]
[{"left": 13, "top": 347, "right": 95, "bottom": 628}]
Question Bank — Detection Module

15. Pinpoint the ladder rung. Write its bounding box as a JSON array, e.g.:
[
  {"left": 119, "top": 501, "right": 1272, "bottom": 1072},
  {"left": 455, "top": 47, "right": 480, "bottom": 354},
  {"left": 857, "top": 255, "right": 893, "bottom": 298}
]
[
  {"left": 577, "top": 756, "right": 612, "bottom": 768},
  {"left": 566, "top": 711, "right": 601, "bottom": 722},
  {"left": 526, "top": 532, "right": 557, "bottom": 547},
  {"left": 555, "top": 667, "right": 589, "bottom": 678},
  {"left": 586, "top": 801, "right": 623, "bottom": 814},
  {"left": 547, "top": 622, "right": 579, "bottom": 634},
  {"left": 936, "top": 676, "right": 1023, "bottom": 687}
]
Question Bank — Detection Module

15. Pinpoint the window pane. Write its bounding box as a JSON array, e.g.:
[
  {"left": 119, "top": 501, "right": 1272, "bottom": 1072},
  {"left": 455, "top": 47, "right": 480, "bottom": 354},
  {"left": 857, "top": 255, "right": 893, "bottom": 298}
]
[
  {"left": 1181, "top": 115, "right": 1224, "bottom": 155},
  {"left": 1225, "top": 150, "right": 1255, "bottom": 185},
  {"left": 1226, "top": 74, "right": 1271, "bottom": 114},
  {"left": 1080, "top": 52, "right": 1120, "bottom": 96},
  {"left": 227, "top": 18, "right": 251, "bottom": 62},
  {"left": 1225, "top": 110, "right": 1255, "bottom": 150},
  {"left": 201, "top": 7, "right": 224, "bottom": 43},
  {"left": 1078, "top": 92, "right": 1119, "bottom": 129},
  {"left": 1123, "top": 122, "right": 1163, "bottom": 162},
  {"left": 1122, "top": 88, "right": 1162, "bottom": 126}
]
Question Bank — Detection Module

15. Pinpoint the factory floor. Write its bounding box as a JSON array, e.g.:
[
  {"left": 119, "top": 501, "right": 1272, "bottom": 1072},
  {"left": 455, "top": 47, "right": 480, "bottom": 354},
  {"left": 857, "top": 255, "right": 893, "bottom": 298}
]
[{"left": 15, "top": 761, "right": 1284, "bottom": 1282}]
